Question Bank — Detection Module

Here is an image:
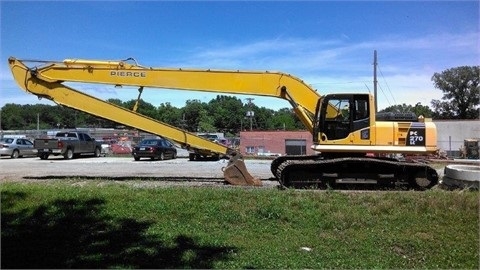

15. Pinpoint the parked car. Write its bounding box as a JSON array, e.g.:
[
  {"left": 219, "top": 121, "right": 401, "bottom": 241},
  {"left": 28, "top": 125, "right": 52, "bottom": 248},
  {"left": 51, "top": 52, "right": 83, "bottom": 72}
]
[
  {"left": 132, "top": 138, "right": 177, "bottom": 161},
  {"left": 34, "top": 131, "right": 102, "bottom": 160},
  {"left": 0, "top": 138, "right": 37, "bottom": 158}
]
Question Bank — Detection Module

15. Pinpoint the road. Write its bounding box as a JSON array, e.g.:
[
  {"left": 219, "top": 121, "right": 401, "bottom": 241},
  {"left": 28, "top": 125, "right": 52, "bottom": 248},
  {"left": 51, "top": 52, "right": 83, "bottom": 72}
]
[{"left": 0, "top": 156, "right": 280, "bottom": 188}]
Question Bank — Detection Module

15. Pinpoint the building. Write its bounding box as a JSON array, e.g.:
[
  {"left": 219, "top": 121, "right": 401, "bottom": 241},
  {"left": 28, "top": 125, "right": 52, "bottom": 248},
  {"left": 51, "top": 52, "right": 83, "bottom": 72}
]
[
  {"left": 3, "top": 119, "right": 478, "bottom": 158},
  {"left": 239, "top": 130, "right": 315, "bottom": 156},
  {"left": 239, "top": 119, "right": 480, "bottom": 158},
  {"left": 434, "top": 120, "right": 480, "bottom": 157}
]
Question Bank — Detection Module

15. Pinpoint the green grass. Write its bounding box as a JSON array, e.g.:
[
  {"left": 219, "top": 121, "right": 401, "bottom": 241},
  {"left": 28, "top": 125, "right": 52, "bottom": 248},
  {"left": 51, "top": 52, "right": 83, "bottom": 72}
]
[{"left": 1, "top": 181, "right": 479, "bottom": 269}]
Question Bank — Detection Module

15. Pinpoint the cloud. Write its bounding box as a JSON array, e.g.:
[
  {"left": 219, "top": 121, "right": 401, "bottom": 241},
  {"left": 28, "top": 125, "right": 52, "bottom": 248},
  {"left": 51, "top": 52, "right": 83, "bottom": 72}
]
[
  {"left": 170, "top": 31, "right": 476, "bottom": 109},
  {"left": 184, "top": 31, "right": 478, "bottom": 69},
  {"left": 2, "top": 31, "right": 477, "bottom": 111}
]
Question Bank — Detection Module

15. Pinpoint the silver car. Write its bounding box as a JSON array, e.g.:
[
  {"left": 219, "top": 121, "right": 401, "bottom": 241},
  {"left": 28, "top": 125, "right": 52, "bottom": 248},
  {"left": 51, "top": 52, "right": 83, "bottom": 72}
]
[{"left": 0, "top": 138, "right": 37, "bottom": 158}]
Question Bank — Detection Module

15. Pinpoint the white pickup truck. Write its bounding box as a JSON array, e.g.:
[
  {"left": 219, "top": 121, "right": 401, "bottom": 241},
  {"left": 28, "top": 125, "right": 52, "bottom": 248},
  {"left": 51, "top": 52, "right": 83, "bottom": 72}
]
[{"left": 34, "top": 131, "right": 102, "bottom": 160}]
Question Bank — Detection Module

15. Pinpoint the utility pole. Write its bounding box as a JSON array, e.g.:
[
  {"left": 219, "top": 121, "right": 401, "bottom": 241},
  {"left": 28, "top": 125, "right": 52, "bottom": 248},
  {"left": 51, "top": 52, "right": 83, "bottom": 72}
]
[
  {"left": 0, "top": 109, "right": 2, "bottom": 138},
  {"left": 373, "top": 50, "right": 378, "bottom": 113},
  {"left": 245, "top": 98, "right": 255, "bottom": 131},
  {"left": 37, "top": 113, "right": 40, "bottom": 138}
]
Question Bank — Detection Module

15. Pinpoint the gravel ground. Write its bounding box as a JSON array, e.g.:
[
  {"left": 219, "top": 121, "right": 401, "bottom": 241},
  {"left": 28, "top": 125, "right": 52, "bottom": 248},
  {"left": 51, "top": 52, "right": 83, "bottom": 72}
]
[
  {"left": 2, "top": 155, "right": 463, "bottom": 190},
  {"left": 0, "top": 155, "right": 280, "bottom": 188}
]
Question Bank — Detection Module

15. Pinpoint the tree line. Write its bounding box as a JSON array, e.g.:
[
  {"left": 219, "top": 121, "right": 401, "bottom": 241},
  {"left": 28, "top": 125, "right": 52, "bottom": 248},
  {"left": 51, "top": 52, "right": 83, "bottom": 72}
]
[
  {"left": 0, "top": 96, "right": 305, "bottom": 136},
  {"left": 1, "top": 66, "right": 478, "bottom": 134}
]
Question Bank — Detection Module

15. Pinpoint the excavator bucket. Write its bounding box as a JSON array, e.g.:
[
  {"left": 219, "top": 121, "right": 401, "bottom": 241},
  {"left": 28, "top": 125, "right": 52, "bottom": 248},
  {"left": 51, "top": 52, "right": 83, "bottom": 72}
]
[{"left": 223, "top": 154, "right": 262, "bottom": 186}]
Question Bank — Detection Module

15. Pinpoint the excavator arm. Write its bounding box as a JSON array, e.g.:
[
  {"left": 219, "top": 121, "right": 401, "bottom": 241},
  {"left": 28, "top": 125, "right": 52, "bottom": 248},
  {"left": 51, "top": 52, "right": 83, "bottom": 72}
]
[
  {"left": 12, "top": 57, "right": 321, "bottom": 132},
  {"left": 7, "top": 57, "right": 321, "bottom": 186},
  {"left": 8, "top": 58, "right": 232, "bottom": 154}
]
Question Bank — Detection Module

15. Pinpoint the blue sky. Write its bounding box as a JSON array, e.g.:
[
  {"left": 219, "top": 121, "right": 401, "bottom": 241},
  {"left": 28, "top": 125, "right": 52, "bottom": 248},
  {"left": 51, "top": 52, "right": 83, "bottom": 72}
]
[{"left": 1, "top": 1, "right": 478, "bottom": 111}]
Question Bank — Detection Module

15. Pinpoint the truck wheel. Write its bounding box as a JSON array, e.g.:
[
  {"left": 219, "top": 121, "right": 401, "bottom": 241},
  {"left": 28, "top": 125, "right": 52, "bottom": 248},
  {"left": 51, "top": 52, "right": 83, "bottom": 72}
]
[
  {"left": 64, "top": 148, "right": 74, "bottom": 159},
  {"left": 11, "top": 149, "right": 19, "bottom": 159},
  {"left": 94, "top": 147, "right": 101, "bottom": 157}
]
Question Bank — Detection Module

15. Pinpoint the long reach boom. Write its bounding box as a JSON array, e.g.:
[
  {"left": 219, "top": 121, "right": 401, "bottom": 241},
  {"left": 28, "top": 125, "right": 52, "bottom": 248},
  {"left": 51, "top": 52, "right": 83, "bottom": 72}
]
[{"left": 11, "top": 57, "right": 327, "bottom": 185}]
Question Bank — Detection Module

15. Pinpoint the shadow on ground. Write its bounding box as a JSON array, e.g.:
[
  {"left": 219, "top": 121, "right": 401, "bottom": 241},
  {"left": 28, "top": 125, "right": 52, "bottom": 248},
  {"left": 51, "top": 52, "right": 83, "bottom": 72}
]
[
  {"left": 23, "top": 175, "right": 226, "bottom": 182},
  {"left": 1, "top": 191, "right": 236, "bottom": 269}
]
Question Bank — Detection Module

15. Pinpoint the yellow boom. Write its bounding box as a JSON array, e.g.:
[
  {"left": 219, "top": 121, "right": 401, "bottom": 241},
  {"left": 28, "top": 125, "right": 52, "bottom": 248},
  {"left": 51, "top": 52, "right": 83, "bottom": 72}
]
[
  {"left": 10, "top": 57, "right": 290, "bottom": 186},
  {"left": 16, "top": 57, "right": 321, "bottom": 132}
]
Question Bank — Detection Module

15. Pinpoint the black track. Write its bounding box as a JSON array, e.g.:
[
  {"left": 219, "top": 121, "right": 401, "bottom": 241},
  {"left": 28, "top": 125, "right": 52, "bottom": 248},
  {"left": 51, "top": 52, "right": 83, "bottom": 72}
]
[{"left": 271, "top": 156, "right": 439, "bottom": 190}]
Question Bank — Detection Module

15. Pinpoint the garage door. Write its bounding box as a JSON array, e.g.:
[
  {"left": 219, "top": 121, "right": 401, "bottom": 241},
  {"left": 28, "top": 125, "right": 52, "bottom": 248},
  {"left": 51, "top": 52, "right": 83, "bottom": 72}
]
[{"left": 285, "top": 139, "right": 307, "bottom": 155}]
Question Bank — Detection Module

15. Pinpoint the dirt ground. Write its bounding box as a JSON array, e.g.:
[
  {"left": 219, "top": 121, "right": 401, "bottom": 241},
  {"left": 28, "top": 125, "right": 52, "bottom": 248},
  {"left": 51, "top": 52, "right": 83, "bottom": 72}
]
[
  {"left": 3, "top": 155, "right": 467, "bottom": 190},
  {"left": 0, "top": 155, "right": 280, "bottom": 188}
]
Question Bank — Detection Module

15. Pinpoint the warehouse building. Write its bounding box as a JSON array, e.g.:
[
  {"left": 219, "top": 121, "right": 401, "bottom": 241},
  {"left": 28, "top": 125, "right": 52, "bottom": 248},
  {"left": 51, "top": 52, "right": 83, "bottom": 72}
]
[{"left": 434, "top": 120, "right": 479, "bottom": 158}]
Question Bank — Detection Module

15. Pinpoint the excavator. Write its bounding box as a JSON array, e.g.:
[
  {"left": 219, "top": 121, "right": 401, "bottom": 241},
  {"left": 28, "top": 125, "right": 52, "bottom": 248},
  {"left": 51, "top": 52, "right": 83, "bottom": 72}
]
[{"left": 8, "top": 57, "right": 439, "bottom": 189}]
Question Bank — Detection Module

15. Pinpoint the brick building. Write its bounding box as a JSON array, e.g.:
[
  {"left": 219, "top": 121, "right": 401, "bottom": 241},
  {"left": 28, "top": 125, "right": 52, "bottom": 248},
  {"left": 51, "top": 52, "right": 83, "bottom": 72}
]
[{"left": 239, "top": 130, "right": 315, "bottom": 156}]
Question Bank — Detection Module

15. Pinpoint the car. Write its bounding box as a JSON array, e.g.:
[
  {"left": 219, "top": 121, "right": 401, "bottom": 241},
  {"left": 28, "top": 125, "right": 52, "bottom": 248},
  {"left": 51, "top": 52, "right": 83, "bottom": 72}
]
[
  {"left": 132, "top": 138, "right": 177, "bottom": 161},
  {"left": 0, "top": 138, "right": 37, "bottom": 158},
  {"left": 199, "top": 133, "right": 219, "bottom": 142}
]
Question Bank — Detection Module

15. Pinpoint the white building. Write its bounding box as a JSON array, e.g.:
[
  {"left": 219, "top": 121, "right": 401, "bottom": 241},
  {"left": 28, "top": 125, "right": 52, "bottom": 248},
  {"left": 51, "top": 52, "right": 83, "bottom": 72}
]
[{"left": 434, "top": 120, "right": 480, "bottom": 157}]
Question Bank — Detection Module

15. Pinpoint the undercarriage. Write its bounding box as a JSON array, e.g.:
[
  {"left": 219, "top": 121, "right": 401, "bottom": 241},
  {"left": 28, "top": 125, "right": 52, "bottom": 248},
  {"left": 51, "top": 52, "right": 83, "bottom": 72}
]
[{"left": 271, "top": 155, "right": 439, "bottom": 190}]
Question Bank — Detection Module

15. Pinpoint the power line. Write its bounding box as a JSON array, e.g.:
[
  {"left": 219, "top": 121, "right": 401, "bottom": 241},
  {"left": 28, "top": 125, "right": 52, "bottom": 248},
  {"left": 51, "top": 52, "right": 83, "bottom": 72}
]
[
  {"left": 377, "top": 81, "right": 392, "bottom": 107},
  {"left": 377, "top": 65, "right": 398, "bottom": 106}
]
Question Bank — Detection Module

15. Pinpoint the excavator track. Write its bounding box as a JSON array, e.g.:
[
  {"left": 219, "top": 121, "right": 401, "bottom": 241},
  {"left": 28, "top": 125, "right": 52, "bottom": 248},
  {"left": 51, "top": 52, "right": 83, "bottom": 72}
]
[
  {"left": 270, "top": 154, "right": 320, "bottom": 178},
  {"left": 273, "top": 157, "right": 439, "bottom": 190}
]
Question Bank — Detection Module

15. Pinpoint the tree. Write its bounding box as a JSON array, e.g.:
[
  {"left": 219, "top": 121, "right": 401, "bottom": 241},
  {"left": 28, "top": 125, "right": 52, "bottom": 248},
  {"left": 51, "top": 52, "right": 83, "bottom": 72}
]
[
  {"left": 380, "top": 103, "right": 433, "bottom": 118},
  {"left": 1, "top": 96, "right": 304, "bottom": 133},
  {"left": 157, "top": 102, "right": 182, "bottom": 127},
  {"left": 123, "top": 99, "right": 158, "bottom": 119},
  {"left": 252, "top": 106, "right": 275, "bottom": 130},
  {"left": 1, "top": 104, "right": 25, "bottom": 130},
  {"left": 207, "top": 95, "right": 245, "bottom": 134},
  {"left": 182, "top": 99, "right": 209, "bottom": 132},
  {"left": 106, "top": 98, "right": 124, "bottom": 107},
  {"left": 271, "top": 108, "right": 302, "bottom": 130},
  {"left": 431, "top": 66, "right": 479, "bottom": 119}
]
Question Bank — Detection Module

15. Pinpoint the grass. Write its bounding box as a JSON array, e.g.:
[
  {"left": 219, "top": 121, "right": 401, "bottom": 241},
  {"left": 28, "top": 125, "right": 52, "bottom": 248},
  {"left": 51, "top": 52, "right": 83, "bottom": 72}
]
[{"left": 1, "top": 180, "right": 479, "bottom": 269}]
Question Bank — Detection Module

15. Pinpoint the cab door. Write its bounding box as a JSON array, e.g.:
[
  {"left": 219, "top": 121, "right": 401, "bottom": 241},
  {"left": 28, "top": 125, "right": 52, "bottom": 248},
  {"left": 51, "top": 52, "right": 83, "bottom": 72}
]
[
  {"left": 82, "top": 133, "right": 95, "bottom": 153},
  {"left": 316, "top": 94, "right": 371, "bottom": 143}
]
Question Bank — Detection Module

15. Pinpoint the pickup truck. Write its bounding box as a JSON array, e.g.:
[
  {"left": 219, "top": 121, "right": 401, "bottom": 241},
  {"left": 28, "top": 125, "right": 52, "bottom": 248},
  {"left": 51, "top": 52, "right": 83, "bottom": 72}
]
[{"left": 34, "top": 132, "right": 102, "bottom": 160}]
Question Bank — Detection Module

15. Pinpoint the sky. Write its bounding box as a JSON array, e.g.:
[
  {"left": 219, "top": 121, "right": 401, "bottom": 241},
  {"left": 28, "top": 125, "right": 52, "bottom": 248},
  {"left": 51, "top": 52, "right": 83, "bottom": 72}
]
[{"left": 1, "top": 1, "right": 479, "bottom": 112}]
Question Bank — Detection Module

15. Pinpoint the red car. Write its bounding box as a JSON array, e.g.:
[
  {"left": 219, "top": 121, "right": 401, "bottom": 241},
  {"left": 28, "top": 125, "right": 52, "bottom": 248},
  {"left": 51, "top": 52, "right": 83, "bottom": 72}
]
[{"left": 132, "top": 138, "right": 177, "bottom": 161}]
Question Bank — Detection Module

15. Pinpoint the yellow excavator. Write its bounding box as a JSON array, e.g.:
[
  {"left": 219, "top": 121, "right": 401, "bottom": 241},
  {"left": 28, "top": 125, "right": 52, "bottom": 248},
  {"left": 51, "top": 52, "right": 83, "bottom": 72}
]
[{"left": 8, "top": 57, "right": 439, "bottom": 189}]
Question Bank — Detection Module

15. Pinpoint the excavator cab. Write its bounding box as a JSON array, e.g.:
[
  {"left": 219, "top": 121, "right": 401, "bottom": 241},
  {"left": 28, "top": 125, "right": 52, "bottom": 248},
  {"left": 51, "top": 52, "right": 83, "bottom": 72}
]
[{"left": 315, "top": 94, "right": 371, "bottom": 143}]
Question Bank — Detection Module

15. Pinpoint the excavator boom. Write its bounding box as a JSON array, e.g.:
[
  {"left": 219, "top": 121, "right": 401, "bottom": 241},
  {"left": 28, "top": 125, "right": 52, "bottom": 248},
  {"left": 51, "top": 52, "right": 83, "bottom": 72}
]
[
  {"left": 8, "top": 57, "right": 263, "bottom": 186},
  {"left": 23, "top": 57, "right": 321, "bottom": 133}
]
